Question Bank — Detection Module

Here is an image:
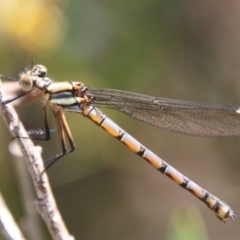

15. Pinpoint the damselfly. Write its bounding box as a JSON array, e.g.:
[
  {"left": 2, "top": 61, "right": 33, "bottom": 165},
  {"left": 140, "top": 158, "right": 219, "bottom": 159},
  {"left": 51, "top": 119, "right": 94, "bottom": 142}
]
[{"left": 1, "top": 64, "right": 239, "bottom": 221}]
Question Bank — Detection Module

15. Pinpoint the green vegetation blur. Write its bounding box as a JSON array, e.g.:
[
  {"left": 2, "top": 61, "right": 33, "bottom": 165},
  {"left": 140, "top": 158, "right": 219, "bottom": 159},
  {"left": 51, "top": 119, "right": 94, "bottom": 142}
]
[{"left": 0, "top": 1, "right": 239, "bottom": 239}]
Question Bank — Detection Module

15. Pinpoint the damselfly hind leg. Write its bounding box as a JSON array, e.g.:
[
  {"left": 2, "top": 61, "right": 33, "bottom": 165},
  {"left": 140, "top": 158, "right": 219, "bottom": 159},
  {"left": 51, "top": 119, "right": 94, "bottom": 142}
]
[{"left": 43, "top": 107, "right": 75, "bottom": 172}]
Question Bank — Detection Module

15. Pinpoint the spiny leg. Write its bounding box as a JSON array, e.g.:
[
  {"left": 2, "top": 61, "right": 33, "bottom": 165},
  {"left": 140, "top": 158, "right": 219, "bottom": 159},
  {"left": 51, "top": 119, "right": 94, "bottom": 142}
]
[
  {"left": 0, "top": 81, "right": 52, "bottom": 141},
  {"left": 1, "top": 91, "right": 29, "bottom": 104},
  {"left": 14, "top": 102, "right": 54, "bottom": 141},
  {"left": 44, "top": 108, "right": 75, "bottom": 171}
]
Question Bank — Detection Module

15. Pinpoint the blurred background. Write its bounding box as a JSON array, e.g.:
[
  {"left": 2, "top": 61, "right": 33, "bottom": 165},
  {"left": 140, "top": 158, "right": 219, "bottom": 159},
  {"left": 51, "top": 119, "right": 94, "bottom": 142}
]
[{"left": 0, "top": 0, "right": 240, "bottom": 239}]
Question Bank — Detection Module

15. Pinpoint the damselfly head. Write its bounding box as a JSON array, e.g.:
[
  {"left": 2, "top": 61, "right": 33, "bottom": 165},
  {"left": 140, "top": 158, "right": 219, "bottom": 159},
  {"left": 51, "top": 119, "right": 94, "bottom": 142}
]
[
  {"left": 31, "top": 64, "right": 47, "bottom": 78},
  {"left": 19, "top": 65, "right": 48, "bottom": 91},
  {"left": 19, "top": 73, "right": 34, "bottom": 91}
]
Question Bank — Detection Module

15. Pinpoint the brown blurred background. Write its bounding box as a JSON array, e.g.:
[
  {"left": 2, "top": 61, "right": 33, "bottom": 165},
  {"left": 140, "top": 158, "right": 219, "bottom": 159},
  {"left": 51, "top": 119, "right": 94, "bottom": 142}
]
[{"left": 0, "top": 0, "right": 240, "bottom": 239}]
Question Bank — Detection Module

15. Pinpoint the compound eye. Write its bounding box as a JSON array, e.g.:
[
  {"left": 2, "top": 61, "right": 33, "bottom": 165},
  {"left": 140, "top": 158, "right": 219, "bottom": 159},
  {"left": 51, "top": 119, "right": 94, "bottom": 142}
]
[
  {"left": 34, "top": 64, "right": 47, "bottom": 77},
  {"left": 19, "top": 74, "right": 33, "bottom": 91}
]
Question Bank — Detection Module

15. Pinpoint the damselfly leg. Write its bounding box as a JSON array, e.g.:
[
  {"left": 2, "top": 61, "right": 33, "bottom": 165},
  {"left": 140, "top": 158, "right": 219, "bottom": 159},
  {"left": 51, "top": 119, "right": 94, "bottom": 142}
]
[
  {"left": 44, "top": 103, "right": 75, "bottom": 171},
  {"left": 0, "top": 66, "right": 75, "bottom": 170}
]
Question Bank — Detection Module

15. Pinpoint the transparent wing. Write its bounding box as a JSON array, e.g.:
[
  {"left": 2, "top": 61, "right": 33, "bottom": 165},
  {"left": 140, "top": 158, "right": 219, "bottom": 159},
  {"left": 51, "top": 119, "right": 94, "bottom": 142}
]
[{"left": 88, "top": 88, "right": 240, "bottom": 137}]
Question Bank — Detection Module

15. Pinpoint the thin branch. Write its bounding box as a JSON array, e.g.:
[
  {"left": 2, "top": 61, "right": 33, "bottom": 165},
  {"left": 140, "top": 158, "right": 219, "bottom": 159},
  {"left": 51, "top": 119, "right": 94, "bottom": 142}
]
[
  {"left": 0, "top": 192, "right": 26, "bottom": 240},
  {"left": 0, "top": 79, "right": 74, "bottom": 240},
  {"left": 9, "top": 140, "right": 44, "bottom": 240}
]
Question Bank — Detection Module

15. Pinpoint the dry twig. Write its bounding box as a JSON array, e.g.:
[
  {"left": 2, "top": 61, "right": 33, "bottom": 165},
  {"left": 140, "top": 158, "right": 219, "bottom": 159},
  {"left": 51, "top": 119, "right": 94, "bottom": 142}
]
[
  {"left": 0, "top": 79, "right": 74, "bottom": 240},
  {"left": 0, "top": 192, "right": 26, "bottom": 240}
]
